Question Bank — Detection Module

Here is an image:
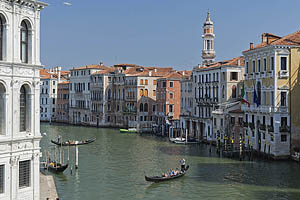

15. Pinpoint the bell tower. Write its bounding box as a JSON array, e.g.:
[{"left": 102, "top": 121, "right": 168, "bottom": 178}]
[{"left": 202, "top": 11, "right": 216, "bottom": 65}]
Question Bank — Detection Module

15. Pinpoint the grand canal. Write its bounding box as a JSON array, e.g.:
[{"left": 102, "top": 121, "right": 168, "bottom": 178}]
[{"left": 40, "top": 123, "right": 300, "bottom": 200}]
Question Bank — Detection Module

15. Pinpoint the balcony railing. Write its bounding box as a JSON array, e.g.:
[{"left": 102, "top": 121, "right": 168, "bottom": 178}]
[
  {"left": 249, "top": 122, "right": 255, "bottom": 130},
  {"left": 268, "top": 125, "right": 274, "bottom": 132},
  {"left": 279, "top": 126, "right": 290, "bottom": 132},
  {"left": 259, "top": 124, "right": 266, "bottom": 131},
  {"left": 123, "top": 107, "right": 137, "bottom": 113}
]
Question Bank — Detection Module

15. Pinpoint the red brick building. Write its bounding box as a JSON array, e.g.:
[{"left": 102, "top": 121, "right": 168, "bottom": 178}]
[{"left": 55, "top": 81, "right": 70, "bottom": 123}]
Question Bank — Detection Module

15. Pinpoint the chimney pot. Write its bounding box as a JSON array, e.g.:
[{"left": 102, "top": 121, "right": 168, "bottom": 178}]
[{"left": 250, "top": 43, "right": 253, "bottom": 50}]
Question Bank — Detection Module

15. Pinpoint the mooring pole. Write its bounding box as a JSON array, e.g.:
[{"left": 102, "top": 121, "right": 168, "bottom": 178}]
[{"left": 75, "top": 145, "right": 79, "bottom": 169}]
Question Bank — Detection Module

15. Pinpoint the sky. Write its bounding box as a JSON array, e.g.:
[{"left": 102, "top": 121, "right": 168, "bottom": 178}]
[{"left": 41, "top": 0, "right": 300, "bottom": 71}]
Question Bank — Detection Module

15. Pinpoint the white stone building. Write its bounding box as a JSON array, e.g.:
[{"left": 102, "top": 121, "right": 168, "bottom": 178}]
[{"left": 0, "top": 1, "right": 47, "bottom": 199}]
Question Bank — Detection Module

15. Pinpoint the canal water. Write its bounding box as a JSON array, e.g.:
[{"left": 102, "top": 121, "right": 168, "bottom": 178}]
[{"left": 40, "top": 123, "right": 300, "bottom": 200}]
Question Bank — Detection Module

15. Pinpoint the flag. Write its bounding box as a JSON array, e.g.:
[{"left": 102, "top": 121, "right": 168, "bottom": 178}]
[
  {"left": 241, "top": 84, "right": 250, "bottom": 107},
  {"left": 253, "top": 88, "right": 260, "bottom": 107}
]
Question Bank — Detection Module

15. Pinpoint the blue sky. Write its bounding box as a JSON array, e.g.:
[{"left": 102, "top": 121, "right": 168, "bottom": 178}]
[{"left": 41, "top": 0, "right": 300, "bottom": 70}]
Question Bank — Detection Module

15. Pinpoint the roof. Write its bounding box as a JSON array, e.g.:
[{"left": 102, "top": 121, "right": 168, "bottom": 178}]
[
  {"left": 71, "top": 64, "right": 111, "bottom": 71},
  {"left": 124, "top": 66, "right": 174, "bottom": 77},
  {"left": 59, "top": 81, "right": 70, "bottom": 85},
  {"left": 196, "top": 56, "right": 244, "bottom": 70},
  {"left": 243, "top": 30, "right": 300, "bottom": 53},
  {"left": 91, "top": 69, "right": 114, "bottom": 75}
]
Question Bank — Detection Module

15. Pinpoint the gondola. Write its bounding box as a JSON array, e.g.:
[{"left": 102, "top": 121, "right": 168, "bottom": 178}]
[
  {"left": 51, "top": 138, "right": 96, "bottom": 146},
  {"left": 145, "top": 165, "right": 189, "bottom": 183},
  {"left": 47, "top": 161, "right": 68, "bottom": 173}
]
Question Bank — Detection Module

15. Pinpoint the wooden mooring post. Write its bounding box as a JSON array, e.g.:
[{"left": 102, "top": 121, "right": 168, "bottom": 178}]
[{"left": 75, "top": 145, "right": 79, "bottom": 169}]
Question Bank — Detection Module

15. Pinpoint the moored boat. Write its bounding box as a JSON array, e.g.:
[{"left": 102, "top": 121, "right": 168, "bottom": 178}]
[
  {"left": 51, "top": 138, "right": 96, "bottom": 146},
  {"left": 145, "top": 165, "right": 189, "bottom": 182},
  {"left": 120, "top": 128, "right": 137, "bottom": 133},
  {"left": 47, "top": 161, "right": 68, "bottom": 173}
]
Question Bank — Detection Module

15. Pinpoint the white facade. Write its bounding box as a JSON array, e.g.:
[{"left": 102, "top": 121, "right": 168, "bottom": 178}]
[{"left": 0, "top": 1, "right": 47, "bottom": 200}]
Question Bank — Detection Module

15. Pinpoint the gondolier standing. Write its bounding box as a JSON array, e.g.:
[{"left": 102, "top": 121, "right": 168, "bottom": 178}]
[{"left": 180, "top": 158, "right": 186, "bottom": 172}]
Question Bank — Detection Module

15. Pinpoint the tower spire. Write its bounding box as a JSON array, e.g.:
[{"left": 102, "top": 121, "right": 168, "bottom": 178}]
[{"left": 202, "top": 11, "right": 216, "bottom": 66}]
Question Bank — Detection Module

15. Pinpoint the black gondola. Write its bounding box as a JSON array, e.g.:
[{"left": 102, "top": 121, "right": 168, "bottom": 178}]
[
  {"left": 51, "top": 138, "right": 96, "bottom": 146},
  {"left": 47, "top": 161, "right": 68, "bottom": 173},
  {"left": 145, "top": 165, "right": 189, "bottom": 182}
]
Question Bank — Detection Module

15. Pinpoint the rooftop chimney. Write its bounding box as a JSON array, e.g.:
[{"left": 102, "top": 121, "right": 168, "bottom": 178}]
[
  {"left": 182, "top": 71, "right": 185, "bottom": 75},
  {"left": 149, "top": 70, "right": 152, "bottom": 76},
  {"left": 237, "top": 59, "right": 241, "bottom": 66},
  {"left": 250, "top": 43, "right": 253, "bottom": 50},
  {"left": 100, "top": 62, "right": 104, "bottom": 66}
]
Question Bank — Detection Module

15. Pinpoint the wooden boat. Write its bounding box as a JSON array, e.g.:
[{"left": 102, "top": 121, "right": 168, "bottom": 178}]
[
  {"left": 120, "top": 128, "right": 137, "bottom": 133},
  {"left": 145, "top": 165, "right": 189, "bottom": 182},
  {"left": 51, "top": 138, "right": 96, "bottom": 146},
  {"left": 47, "top": 161, "right": 68, "bottom": 173}
]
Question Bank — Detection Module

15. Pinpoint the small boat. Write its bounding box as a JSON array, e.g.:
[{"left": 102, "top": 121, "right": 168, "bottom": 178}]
[
  {"left": 120, "top": 128, "right": 137, "bottom": 133},
  {"left": 170, "top": 137, "right": 186, "bottom": 143},
  {"left": 51, "top": 138, "right": 96, "bottom": 146},
  {"left": 291, "top": 152, "right": 300, "bottom": 162},
  {"left": 145, "top": 165, "right": 189, "bottom": 183},
  {"left": 47, "top": 161, "right": 68, "bottom": 173}
]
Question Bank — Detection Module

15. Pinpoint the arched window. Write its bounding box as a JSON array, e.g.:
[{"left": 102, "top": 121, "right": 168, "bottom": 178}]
[
  {"left": 0, "top": 83, "right": 5, "bottom": 134},
  {"left": 140, "top": 89, "right": 143, "bottom": 97},
  {"left": 20, "top": 21, "right": 29, "bottom": 63},
  {"left": 144, "top": 89, "right": 148, "bottom": 97},
  {"left": 232, "top": 85, "right": 237, "bottom": 98},
  {"left": 108, "top": 89, "right": 111, "bottom": 100},
  {"left": 0, "top": 15, "right": 5, "bottom": 61},
  {"left": 140, "top": 103, "right": 144, "bottom": 112},
  {"left": 257, "top": 82, "right": 261, "bottom": 104},
  {"left": 20, "top": 85, "right": 31, "bottom": 132},
  {"left": 144, "top": 103, "right": 148, "bottom": 112}
]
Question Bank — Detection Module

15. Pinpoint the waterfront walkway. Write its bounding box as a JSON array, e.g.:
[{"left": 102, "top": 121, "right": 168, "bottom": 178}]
[{"left": 40, "top": 172, "right": 59, "bottom": 200}]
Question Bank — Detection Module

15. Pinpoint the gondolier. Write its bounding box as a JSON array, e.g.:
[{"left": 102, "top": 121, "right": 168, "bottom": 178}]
[{"left": 180, "top": 158, "right": 186, "bottom": 172}]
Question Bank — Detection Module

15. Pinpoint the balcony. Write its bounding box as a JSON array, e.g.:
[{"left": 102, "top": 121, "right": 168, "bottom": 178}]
[
  {"left": 279, "top": 125, "right": 290, "bottom": 132},
  {"left": 249, "top": 122, "right": 255, "bottom": 130},
  {"left": 259, "top": 124, "right": 266, "bottom": 131},
  {"left": 278, "top": 70, "right": 289, "bottom": 79},
  {"left": 123, "top": 107, "right": 137, "bottom": 114},
  {"left": 268, "top": 125, "right": 274, "bottom": 132}
]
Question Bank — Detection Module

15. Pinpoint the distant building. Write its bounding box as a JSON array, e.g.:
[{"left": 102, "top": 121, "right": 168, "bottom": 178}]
[
  {"left": 40, "top": 67, "right": 70, "bottom": 122},
  {"left": 55, "top": 81, "right": 70, "bottom": 123},
  {"left": 0, "top": 1, "right": 47, "bottom": 199},
  {"left": 202, "top": 12, "right": 216, "bottom": 66}
]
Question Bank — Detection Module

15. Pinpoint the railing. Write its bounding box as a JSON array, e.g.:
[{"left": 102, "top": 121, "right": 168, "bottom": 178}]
[
  {"left": 249, "top": 122, "right": 255, "bottom": 130},
  {"left": 123, "top": 107, "right": 137, "bottom": 113},
  {"left": 259, "top": 124, "right": 266, "bottom": 131},
  {"left": 268, "top": 125, "right": 274, "bottom": 132},
  {"left": 279, "top": 126, "right": 290, "bottom": 132}
]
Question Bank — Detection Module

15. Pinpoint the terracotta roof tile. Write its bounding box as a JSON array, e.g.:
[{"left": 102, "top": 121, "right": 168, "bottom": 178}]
[
  {"left": 200, "top": 56, "right": 244, "bottom": 69},
  {"left": 71, "top": 65, "right": 111, "bottom": 71}
]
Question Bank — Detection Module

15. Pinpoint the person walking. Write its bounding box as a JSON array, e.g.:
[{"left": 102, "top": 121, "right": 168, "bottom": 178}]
[{"left": 180, "top": 158, "right": 186, "bottom": 172}]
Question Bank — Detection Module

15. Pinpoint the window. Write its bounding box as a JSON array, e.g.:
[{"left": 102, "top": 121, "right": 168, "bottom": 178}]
[
  {"left": 144, "top": 103, "right": 148, "bottom": 112},
  {"left": 20, "top": 21, "right": 29, "bottom": 63},
  {"left": 140, "top": 79, "right": 143, "bottom": 85},
  {"left": 246, "top": 62, "right": 248, "bottom": 74},
  {"left": 0, "top": 164, "right": 3, "bottom": 193},
  {"left": 19, "top": 160, "right": 30, "bottom": 188},
  {"left": 271, "top": 91, "right": 274, "bottom": 106},
  {"left": 281, "top": 57, "right": 287, "bottom": 70},
  {"left": 0, "top": 83, "right": 5, "bottom": 135},
  {"left": 153, "top": 80, "right": 157, "bottom": 85},
  {"left": 257, "top": 59, "right": 261, "bottom": 72},
  {"left": 271, "top": 57, "right": 274, "bottom": 71},
  {"left": 52, "top": 99, "right": 55, "bottom": 104},
  {"left": 53, "top": 89, "right": 55, "bottom": 94},
  {"left": 169, "top": 104, "right": 174, "bottom": 113},
  {"left": 169, "top": 82, "right": 174, "bottom": 88},
  {"left": 53, "top": 81, "right": 55, "bottom": 85},
  {"left": 0, "top": 15, "right": 5, "bottom": 61},
  {"left": 252, "top": 60, "right": 256, "bottom": 73},
  {"left": 281, "top": 117, "right": 287, "bottom": 127},
  {"left": 153, "top": 90, "right": 156, "bottom": 97},
  {"left": 140, "top": 103, "right": 143, "bottom": 112},
  {"left": 230, "top": 72, "right": 238, "bottom": 81},
  {"left": 145, "top": 79, "right": 148, "bottom": 85},
  {"left": 221, "top": 118, "right": 223, "bottom": 126},
  {"left": 144, "top": 89, "right": 148, "bottom": 97},
  {"left": 170, "top": 92, "right": 174, "bottom": 99},
  {"left": 20, "top": 86, "right": 27, "bottom": 132},
  {"left": 232, "top": 85, "right": 237, "bottom": 98},
  {"left": 153, "top": 105, "right": 156, "bottom": 112},
  {"left": 263, "top": 58, "right": 266, "bottom": 71},
  {"left": 281, "top": 92, "right": 287, "bottom": 106},
  {"left": 281, "top": 134, "right": 287, "bottom": 142},
  {"left": 231, "top": 117, "right": 235, "bottom": 125}
]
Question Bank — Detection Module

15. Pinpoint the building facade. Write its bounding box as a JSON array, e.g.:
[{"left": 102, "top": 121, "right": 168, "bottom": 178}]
[
  {"left": 55, "top": 81, "right": 70, "bottom": 123},
  {"left": 202, "top": 12, "right": 216, "bottom": 66},
  {"left": 0, "top": 1, "right": 47, "bottom": 199},
  {"left": 242, "top": 31, "right": 300, "bottom": 158}
]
